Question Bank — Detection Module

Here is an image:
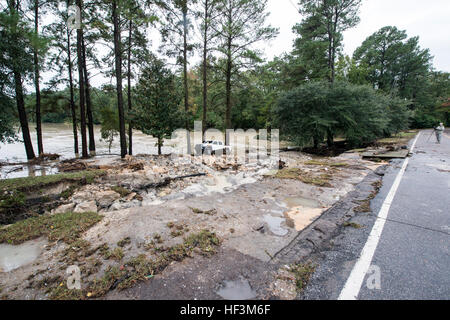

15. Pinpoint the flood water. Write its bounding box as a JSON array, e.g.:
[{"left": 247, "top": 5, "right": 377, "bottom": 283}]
[
  {"left": 0, "top": 123, "right": 176, "bottom": 179},
  {"left": 0, "top": 123, "right": 173, "bottom": 163},
  {"left": 0, "top": 123, "right": 276, "bottom": 179}
]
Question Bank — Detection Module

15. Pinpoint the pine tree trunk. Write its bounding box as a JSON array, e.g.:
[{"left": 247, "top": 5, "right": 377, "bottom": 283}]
[
  {"left": 9, "top": 0, "right": 35, "bottom": 160},
  {"left": 158, "top": 138, "right": 162, "bottom": 156},
  {"left": 67, "top": 26, "right": 79, "bottom": 157},
  {"left": 81, "top": 34, "right": 95, "bottom": 155},
  {"left": 127, "top": 20, "right": 133, "bottom": 156},
  {"left": 225, "top": 36, "right": 232, "bottom": 145},
  {"left": 113, "top": 0, "right": 127, "bottom": 158},
  {"left": 182, "top": 7, "right": 191, "bottom": 154},
  {"left": 313, "top": 136, "right": 319, "bottom": 150},
  {"left": 76, "top": 0, "right": 88, "bottom": 158},
  {"left": 14, "top": 71, "right": 36, "bottom": 160},
  {"left": 201, "top": 0, "right": 209, "bottom": 135},
  {"left": 224, "top": 6, "right": 233, "bottom": 146},
  {"left": 327, "top": 129, "right": 334, "bottom": 148},
  {"left": 330, "top": 7, "right": 339, "bottom": 83},
  {"left": 34, "top": 0, "right": 43, "bottom": 155}
]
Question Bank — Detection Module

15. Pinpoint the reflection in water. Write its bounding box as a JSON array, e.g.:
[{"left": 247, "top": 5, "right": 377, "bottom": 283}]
[
  {"left": 0, "top": 123, "right": 175, "bottom": 179},
  {"left": 216, "top": 277, "right": 257, "bottom": 300},
  {"left": 263, "top": 214, "right": 289, "bottom": 236},
  {"left": 1, "top": 164, "right": 59, "bottom": 179},
  {"left": 0, "top": 123, "right": 174, "bottom": 163}
]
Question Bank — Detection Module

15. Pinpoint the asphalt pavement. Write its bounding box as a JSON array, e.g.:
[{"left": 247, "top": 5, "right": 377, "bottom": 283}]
[{"left": 302, "top": 130, "right": 450, "bottom": 300}]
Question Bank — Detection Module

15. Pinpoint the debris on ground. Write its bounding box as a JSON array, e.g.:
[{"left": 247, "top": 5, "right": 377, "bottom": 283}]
[
  {"left": 0, "top": 147, "right": 387, "bottom": 300},
  {"left": 361, "top": 149, "right": 409, "bottom": 159}
]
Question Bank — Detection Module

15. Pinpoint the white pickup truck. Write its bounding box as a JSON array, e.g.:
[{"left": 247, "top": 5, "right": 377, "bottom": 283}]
[{"left": 195, "top": 140, "right": 232, "bottom": 155}]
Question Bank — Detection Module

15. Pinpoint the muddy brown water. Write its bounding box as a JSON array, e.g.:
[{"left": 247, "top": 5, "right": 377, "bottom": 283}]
[
  {"left": 0, "top": 123, "right": 174, "bottom": 179},
  {"left": 0, "top": 123, "right": 273, "bottom": 179}
]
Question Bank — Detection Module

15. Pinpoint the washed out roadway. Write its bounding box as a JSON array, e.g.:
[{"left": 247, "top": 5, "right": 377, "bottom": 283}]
[{"left": 302, "top": 130, "right": 450, "bottom": 300}]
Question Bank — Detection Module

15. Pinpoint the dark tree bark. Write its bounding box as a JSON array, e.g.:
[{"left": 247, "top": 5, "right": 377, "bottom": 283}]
[
  {"left": 34, "top": 0, "right": 43, "bottom": 155},
  {"left": 113, "top": 0, "right": 127, "bottom": 158},
  {"left": 327, "top": 129, "right": 334, "bottom": 148},
  {"left": 8, "top": 0, "right": 35, "bottom": 160},
  {"left": 67, "top": 26, "right": 79, "bottom": 157},
  {"left": 224, "top": 11, "right": 232, "bottom": 145},
  {"left": 158, "top": 137, "right": 162, "bottom": 155},
  {"left": 81, "top": 34, "right": 95, "bottom": 155},
  {"left": 76, "top": 0, "right": 88, "bottom": 158},
  {"left": 182, "top": 4, "right": 191, "bottom": 154},
  {"left": 127, "top": 20, "right": 133, "bottom": 155},
  {"left": 313, "top": 135, "right": 319, "bottom": 150},
  {"left": 201, "top": 0, "right": 209, "bottom": 135},
  {"left": 14, "top": 72, "right": 36, "bottom": 160}
]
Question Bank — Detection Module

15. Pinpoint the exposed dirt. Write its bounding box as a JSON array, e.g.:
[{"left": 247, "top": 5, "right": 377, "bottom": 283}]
[{"left": 0, "top": 151, "right": 385, "bottom": 300}]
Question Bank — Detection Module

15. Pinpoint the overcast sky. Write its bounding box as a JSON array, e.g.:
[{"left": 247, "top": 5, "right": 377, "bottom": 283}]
[
  {"left": 265, "top": 0, "right": 450, "bottom": 72},
  {"left": 43, "top": 0, "right": 450, "bottom": 88}
]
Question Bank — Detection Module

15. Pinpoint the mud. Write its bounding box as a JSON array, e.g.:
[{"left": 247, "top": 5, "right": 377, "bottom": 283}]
[{"left": 0, "top": 150, "right": 384, "bottom": 300}]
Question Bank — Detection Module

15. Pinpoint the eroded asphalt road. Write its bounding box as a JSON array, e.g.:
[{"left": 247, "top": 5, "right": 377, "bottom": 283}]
[{"left": 302, "top": 130, "right": 450, "bottom": 300}]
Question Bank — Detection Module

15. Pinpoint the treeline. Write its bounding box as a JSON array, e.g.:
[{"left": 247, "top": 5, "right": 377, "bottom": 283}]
[
  {"left": 273, "top": 1, "right": 449, "bottom": 148},
  {"left": 1, "top": 0, "right": 449, "bottom": 160}
]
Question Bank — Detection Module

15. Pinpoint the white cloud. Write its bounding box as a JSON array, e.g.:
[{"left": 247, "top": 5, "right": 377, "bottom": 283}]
[{"left": 265, "top": 0, "right": 450, "bottom": 72}]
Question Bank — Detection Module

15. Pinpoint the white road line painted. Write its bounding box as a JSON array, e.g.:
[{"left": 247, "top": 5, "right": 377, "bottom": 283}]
[{"left": 338, "top": 132, "right": 421, "bottom": 300}]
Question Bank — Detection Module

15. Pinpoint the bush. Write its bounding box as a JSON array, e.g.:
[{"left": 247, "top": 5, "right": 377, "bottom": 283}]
[{"left": 274, "top": 80, "right": 410, "bottom": 148}]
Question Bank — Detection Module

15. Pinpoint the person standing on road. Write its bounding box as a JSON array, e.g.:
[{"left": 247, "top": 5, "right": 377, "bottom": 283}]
[{"left": 435, "top": 123, "right": 445, "bottom": 144}]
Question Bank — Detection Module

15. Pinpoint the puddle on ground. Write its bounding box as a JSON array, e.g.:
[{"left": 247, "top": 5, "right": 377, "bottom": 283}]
[
  {"left": 183, "top": 172, "right": 257, "bottom": 196},
  {"left": 263, "top": 214, "right": 289, "bottom": 236},
  {"left": 1, "top": 165, "right": 59, "bottom": 179},
  {"left": 0, "top": 238, "right": 47, "bottom": 272},
  {"left": 144, "top": 172, "right": 258, "bottom": 206},
  {"left": 216, "top": 278, "right": 257, "bottom": 300},
  {"left": 283, "top": 196, "right": 320, "bottom": 209},
  {"left": 281, "top": 197, "right": 328, "bottom": 231}
]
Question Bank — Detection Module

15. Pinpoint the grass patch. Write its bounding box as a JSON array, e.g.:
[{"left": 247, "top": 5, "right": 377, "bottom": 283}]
[
  {"left": 167, "top": 223, "right": 188, "bottom": 238},
  {"left": 343, "top": 222, "right": 364, "bottom": 229},
  {"left": 190, "top": 207, "right": 217, "bottom": 215},
  {"left": 49, "top": 286, "right": 86, "bottom": 300},
  {"left": 0, "top": 170, "right": 106, "bottom": 193},
  {"left": 304, "top": 160, "right": 348, "bottom": 167},
  {"left": 117, "top": 237, "right": 131, "bottom": 247},
  {"left": 0, "top": 190, "right": 26, "bottom": 210},
  {"left": 60, "top": 186, "right": 78, "bottom": 200},
  {"left": 291, "top": 262, "right": 316, "bottom": 292},
  {"left": 299, "top": 174, "right": 333, "bottom": 187},
  {"left": 274, "top": 168, "right": 303, "bottom": 180},
  {"left": 87, "top": 230, "right": 220, "bottom": 298},
  {"left": 111, "top": 186, "right": 131, "bottom": 198},
  {"left": 109, "top": 247, "right": 124, "bottom": 261},
  {"left": 377, "top": 130, "right": 418, "bottom": 145},
  {"left": 354, "top": 200, "right": 371, "bottom": 213},
  {"left": 353, "top": 180, "right": 382, "bottom": 213},
  {"left": 274, "top": 168, "right": 333, "bottom": 187},
  {"left": 98, "top": 244, "right": 124, "bottom": 261},
  {"left": 62, "top": 239, "right": 92, "bottom": 264},
  {"left": 0, "top": 211, "right": 103, "bottom": 245}
]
